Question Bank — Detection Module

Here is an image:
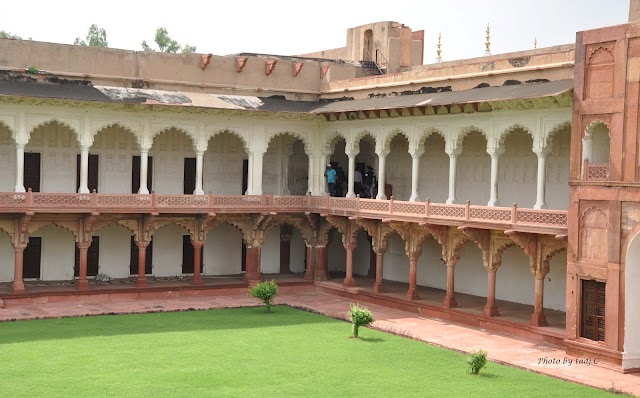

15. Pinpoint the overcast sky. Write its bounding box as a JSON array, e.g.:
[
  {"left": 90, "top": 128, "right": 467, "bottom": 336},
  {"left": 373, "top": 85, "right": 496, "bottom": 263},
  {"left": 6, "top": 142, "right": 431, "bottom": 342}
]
[{"left": 0, "top": 0, "right": 630, "bottom": 63}]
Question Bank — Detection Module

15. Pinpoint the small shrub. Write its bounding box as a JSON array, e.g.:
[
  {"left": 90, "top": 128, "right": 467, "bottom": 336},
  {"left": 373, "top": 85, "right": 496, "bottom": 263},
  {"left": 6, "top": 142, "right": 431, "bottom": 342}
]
[
  {"left": 249, "top": 279, "right": 278, "bottom": 312},
  {"left": 349, "top": 303, "right": 373, "bottom": 338},
  {"left": 26, "top": 66, "right": 39, "bottom": 74},
  {"left": 467, "top": 349, "right": 488, "bottom": 375}
]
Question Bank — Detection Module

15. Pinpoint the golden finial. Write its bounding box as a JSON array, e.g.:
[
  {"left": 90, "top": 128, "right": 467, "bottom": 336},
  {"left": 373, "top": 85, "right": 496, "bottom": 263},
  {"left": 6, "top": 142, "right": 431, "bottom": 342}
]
[
  {"left": 534, "top": 37, "right": 537, "bottom": 49},
  {"left": 484, "top": 23, "right": 491, "bottom": 56},
  {"left": 436, "top": 32, "right": 442, "bottom": 63}
]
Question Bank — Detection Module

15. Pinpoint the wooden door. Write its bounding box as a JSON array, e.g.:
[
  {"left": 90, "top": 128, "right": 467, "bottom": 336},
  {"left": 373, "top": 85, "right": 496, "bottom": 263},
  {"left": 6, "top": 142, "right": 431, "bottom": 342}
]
[
  {"left": 581, "top": 279, "right": 606, "bottom": 342},
  {"left": 24, "top": 152, "right": 41, "bottom": 192},
  {"left": 74, "top": 237, "right": 100, "bottom": 277},
  {"left": 242, "top": 158, "right": 249, "bottom": 194},
  {"left": 182, "top": 235, "right": 194, "bottom": 274},
  {"left": 132, "top": 156, "right": 153, "bottom": 193},
  {"left": 129, "top": 236, "right": 153, "bottom": 275},
  {"left": 184, "top": 157, "right": 196, "bottom": 195},
  {"left": 76, "top": 154, "right": 99, "bottom": 193},
  {"left": 23, "top": 237, "right": 42, "bottom": 279}
]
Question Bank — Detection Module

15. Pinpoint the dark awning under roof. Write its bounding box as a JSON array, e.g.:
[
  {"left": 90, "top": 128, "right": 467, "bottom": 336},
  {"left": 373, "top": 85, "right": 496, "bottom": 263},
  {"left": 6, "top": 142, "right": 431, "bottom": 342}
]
[
  {"left": 311, "top": 79, "right": 574, "bottom": 114},
  {"left": 0, "top": 74, "right": 573, "bottom": 114}
]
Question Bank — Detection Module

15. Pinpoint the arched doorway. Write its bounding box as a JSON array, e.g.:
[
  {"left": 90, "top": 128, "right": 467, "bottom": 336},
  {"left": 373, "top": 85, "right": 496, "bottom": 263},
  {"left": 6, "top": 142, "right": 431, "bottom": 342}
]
[{"left": 363, "top": 29, "right": 373, "bottom": 61}]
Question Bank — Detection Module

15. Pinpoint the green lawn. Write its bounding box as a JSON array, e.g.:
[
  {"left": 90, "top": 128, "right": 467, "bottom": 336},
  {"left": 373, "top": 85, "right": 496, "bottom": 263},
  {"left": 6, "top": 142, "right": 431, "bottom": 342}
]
[{"left": 0, "top": 306, "right": 619, "bottom": 397}]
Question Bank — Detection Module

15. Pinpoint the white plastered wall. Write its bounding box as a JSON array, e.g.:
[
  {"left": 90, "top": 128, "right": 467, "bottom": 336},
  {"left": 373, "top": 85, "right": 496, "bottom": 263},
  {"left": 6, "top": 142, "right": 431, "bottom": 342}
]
[
  {"left": 31, "top": 225, "right": 75, "bottom": 281},
  {"left": 624, "top": 232, "right": 640, "bottom": 370},
  {"left": 0, "top": 231, "right": 15, "bottom": 282},
  {"left": 204, "top": 223, "right": 243, "bottom": 275},
  {"left": 383, "top": 233, "right": 409, "bottom": 283},
  {"left": 352, "top": 231, "right": 371, "bottom": 276},
  {"left": 25, "top": 123, "right": 78, "bottom": 193},
  {"left": 417, "top": 237, "right": 447, "bottom": 289},
  {"left": 94, "top": 224, "right": 132, "bottom": 278},
  {"left": 261, "top": 226, "right": 281, "bottom": 274},
  {"left": 546, "top": 127, "right": 570, "bottom": 210},
  {"left": 419, "top": 134, "right": 449, "bottom": 203},
  {"left": 497, "top": 130, "right": 537, "bottom": 208},
  {"left": 546, "top": 251, "right": 567, "bottom": 311},
  {"left": 385, "top": 135, "right": 412, "bottom": 200},
  {"left": 452, "top": 242, "right": 488, "bottom": 297},
  {"left": 0, "top": 125, "right": 16, "bottom": 192},
  {"left": 290, "top": 228, "right": 306, "bottom": 273},
  {"left": 152, "top": 223, "right": 188, "bottom": 277},
  {"left": 90, "top": 126, "right": 139, "bottom": 194},
  {"left": 205, "top": 132, "right": 246, "bottom": 195},
  {"left": 456, "top": 131, "right": 490, "bottom": 205},
  {"left": 149, "top": 129, "right": 195, "bottom": 194},
  {"left": 327, "top": 228, "right": 346, "bottom": 273}
]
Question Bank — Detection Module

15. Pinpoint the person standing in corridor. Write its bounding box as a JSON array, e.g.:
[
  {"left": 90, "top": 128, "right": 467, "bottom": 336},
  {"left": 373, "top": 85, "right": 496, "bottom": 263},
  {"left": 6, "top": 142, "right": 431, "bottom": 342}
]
[{"left": 325, "top": 164, "right": 337, "bottom": 197}]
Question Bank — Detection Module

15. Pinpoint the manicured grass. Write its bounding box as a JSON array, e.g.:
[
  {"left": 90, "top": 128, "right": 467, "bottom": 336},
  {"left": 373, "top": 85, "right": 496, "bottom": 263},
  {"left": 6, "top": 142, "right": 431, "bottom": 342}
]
[{"left": 0, "top": 306, "right": 618, "bottom": 397}]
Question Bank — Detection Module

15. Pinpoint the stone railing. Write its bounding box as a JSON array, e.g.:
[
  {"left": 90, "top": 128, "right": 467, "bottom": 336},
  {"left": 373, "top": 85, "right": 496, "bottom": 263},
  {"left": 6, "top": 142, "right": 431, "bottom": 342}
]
[
  {"left": 0, "top": 191, "right": 568, "bottom": 234},
  {"left": 583, "top": 159, "right": 609, "bottom": 181}
]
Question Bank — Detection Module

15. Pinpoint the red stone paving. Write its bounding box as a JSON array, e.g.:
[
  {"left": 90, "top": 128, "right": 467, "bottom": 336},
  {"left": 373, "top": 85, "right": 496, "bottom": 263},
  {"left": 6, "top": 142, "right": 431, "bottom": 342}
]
[{"left": 1, "top": 289, "right": 639, "bottom": 397}]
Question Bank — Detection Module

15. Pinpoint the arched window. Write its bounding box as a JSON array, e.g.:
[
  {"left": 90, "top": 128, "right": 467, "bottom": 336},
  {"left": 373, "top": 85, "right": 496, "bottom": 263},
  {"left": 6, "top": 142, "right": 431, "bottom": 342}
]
[{"left": 582, "top": 121, "right": 610, "bottom": 181}]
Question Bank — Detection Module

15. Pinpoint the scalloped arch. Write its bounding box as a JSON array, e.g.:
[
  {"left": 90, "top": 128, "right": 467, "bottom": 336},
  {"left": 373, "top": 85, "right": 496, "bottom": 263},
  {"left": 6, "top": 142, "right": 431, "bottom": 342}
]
[
  {"left": 93, "top": 123, "right": 141, "bottom": 149},
  {"left": 498, "top": 123, "right": 534, "bottom": 148},
  {"left": 545, "top": 120, "right": 571, "bottom": 148},
  {"left": 152, "top": 220, "right": 193, "bottom": 237},
  {"left": 29, "top": 222, "right": 78, "bottom": 241},
  {"left": 348, "top": 130, "right": 376, "bottom": 154},
  {"left": 584, "top": 119, "right": 610, "bottom": 137},
  {"left": 382, "top": 128, "right": 410, "bottom": 150},
  {"left": 0, "top": 120, "right": 15, "bottom": 137},
  {"left": 454, "top": 125, "right": 487, "bottom": 148},
  {"left": 28, "top": 120, "right": 79, "bottom": 143},
  {"left": 543, "top": 246, "right": 567, "bottom": 265},
  {"left": 266, "top": 130, "right": 310, "bottom": 154},
  {"left": 150, "top": 126, "right": 196, "bottom": 149},
  {"left": 92, "top": 221, "right": 136, "bottom": 235},
  {"left": 207, "top": 128, "right": 249, "bottom": 152},
  {"left": 416, "top": 128, "right": 446, "bottom": 149},
  {"left": 587, "top": 46, "right": 614, "bottom": 65},
  {"left": 262, "top": 220, "right": 315, "bottom": 247},
  {"left": 323, "top": 131, "right": 347, "bottom": 153}
]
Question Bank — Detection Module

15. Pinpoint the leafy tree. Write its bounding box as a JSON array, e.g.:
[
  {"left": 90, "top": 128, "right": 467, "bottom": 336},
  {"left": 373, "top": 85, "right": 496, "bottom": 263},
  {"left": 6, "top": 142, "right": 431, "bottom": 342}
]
[
  {"left": 249, "top": 279, "right": 278, "bottom": 312},
  {"left": 141, "top": 27, "right": 195, "bottom": 53},
  {"left": 0, "top": 30, "right": 21, "bottom": 40},
  {"left": 349, "top": 303, "right": 374, "bottom": 338},
  {"left": 74, "top": 24, "right": 108, "bottom": 47}
]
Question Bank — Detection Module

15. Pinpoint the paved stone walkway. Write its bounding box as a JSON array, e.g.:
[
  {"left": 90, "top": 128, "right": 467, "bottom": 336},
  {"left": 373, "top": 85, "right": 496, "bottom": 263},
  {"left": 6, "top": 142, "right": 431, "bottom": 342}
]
[{"left": 1, "top": 290, "right": 639, "bottom": 396}]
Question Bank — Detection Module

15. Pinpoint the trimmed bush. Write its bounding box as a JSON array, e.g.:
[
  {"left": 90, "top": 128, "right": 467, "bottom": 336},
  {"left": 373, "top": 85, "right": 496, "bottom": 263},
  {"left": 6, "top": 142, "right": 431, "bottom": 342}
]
[
  {"left": 249, "top": 279, "right": 278, "bottom": 312},
  {"left": 348, "top": 303, "right": 374, "bottom": 338},
  {"left": 467, "top": 349, "right": 488, "bottom": 375}
]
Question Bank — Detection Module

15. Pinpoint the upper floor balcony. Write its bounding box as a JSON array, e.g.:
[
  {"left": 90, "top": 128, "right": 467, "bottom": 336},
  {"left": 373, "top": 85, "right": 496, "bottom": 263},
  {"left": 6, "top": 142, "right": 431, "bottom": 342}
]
[{"left": 0, "top": 191, "right": 568, "bottom": 236}]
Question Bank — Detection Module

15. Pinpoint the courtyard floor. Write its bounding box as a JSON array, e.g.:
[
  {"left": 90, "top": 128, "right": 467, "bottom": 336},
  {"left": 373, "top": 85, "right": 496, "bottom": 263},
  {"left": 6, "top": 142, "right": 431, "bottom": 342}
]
[{"left": 1, "top": 290, "right": 639, "bottom": 396}]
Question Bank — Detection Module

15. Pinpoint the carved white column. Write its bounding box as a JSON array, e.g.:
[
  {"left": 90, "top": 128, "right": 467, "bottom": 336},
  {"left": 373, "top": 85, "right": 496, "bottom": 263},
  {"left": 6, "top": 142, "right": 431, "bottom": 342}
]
[
  {"left": 487, "top": 148, "right": 503, "bottom": 207},
  {"left": 409, "top": 149, "right": 423, "bottom": 202},
  {"left": 14, "top": 143, "right": 25, "bottom": 193},
  {"left": 139, "top": 148, "right": 150, "bottom": 194},
  {"left": 445, "top": 149, "right": 460, "bottom": 204},
  {"left": 534, "top": 148, "right": 549, "bottom": 209},
  {"left": 346, "top": 153, "right": 356, "bottom": 198},
  {"left": 320, "top": 152, "right": 331, "bottom": 196},
  {"left": 194, "top": 150, "right": 204, "bottom": 195},
  {"left": 376, "top": 149, "right": 389, "bottom": 200},
  {"left": 78, "top": 145, "right": 90, "bottom": 193}
]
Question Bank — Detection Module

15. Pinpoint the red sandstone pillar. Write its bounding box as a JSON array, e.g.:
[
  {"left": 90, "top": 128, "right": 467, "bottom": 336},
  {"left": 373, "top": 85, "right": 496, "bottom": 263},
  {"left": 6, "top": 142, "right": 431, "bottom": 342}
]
[
  {"left": 136, "top": 241, "right": 149, "bottom": 288},
  {"left": 443, "top": 261, "right": 458, "bottom": 308},
  {"left": 530, "top": 274, "right": 548, "bottom": 326},
  {"left": 315, "top": 245, "right": 328, "bottom": 281},
  {"left": 244, "top": 246, "right": 262, "bottom": 284},
  {"left": 343, "top": 244, "right": 356, "bottom": 287},
  {"left": 77, "top": 243, "right": 90, "bottom": 291},
  {"left": 372, "top": 252, "right": 385, "bottom": 293},
  {"left": 483, "top": 267, "right": 499, "bottom": 317},
  {"left": 192, "top": 240, "right": 204, "bottom": 285},
  {"left": 406, "top": 257, "right": 419, "bottom": 300},
  {"left": 12, "top": 246, "right": 25, "bottom": 293}
]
